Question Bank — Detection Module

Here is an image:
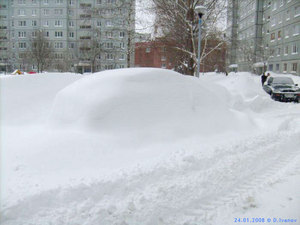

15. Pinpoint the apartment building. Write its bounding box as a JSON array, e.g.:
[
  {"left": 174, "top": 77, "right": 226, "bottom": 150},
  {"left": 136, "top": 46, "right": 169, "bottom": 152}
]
[
  {"left": 0, "top": 0, "right": 135, "bottom": 73},
  {"left": 226, "top": 0, "right": 300, "bottom": 75}
]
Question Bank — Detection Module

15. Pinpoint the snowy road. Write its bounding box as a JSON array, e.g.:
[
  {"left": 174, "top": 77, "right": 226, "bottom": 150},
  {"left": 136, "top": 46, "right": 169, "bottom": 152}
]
[
  {"left": 2, "top": 128, "right": 300, "bottom": 225},
  {"left": 1, "top": 70, "right": 300, "bottom": 225}
]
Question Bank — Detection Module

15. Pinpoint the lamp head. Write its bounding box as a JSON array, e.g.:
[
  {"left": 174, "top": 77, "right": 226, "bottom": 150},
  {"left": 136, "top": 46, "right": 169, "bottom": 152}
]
[{"left": 195, "top": 5, "right": 207, "bottom": 18}]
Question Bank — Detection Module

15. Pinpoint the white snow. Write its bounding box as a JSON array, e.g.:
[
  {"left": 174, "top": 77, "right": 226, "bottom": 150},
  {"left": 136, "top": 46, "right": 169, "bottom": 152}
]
[{"left": 1, "top": 69, "right": 300, "bottom": 225}]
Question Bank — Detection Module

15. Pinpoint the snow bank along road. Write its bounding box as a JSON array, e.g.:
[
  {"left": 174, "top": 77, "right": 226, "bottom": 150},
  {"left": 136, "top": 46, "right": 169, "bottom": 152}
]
[{"left": 1, "top": 69, "right": 300, "bottom": 225}]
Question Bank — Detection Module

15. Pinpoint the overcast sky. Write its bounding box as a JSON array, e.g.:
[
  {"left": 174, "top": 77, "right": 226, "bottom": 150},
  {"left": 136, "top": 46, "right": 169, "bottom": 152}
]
[{"left": 135, "top": 0, "right": 155, "bottom": 34}]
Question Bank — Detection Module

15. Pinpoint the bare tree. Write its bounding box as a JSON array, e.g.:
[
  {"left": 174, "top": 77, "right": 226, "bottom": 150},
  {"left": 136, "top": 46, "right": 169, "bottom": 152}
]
[
  {"left": 82, "top": 0, "right": 135, "bottom": 70},
  {"left": 239, "top": 37, "right": 273, "bottom": 74},
  {"left": 27, "top": 30, "right": 53, "bottom": 73},
  {"left": 152, "top": 0, "right": 227, "bottom": 75}
]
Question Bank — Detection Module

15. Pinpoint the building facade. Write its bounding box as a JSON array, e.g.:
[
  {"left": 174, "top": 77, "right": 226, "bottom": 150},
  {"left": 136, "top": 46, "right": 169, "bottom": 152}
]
[
  {"left": 226, "top": 0, "right": 300, "bottom": 75},
  {"left": 0, "top": 0, "right": 135, "bottom": 73},
  {"left": 135, "top": 41, "right": 174, "bottom": 70}
]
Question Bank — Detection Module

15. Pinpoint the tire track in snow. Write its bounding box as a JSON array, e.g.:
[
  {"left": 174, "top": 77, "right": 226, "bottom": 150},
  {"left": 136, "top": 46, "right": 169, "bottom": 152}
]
[{"left": 1, "top": 130, "right": 300, "bottom": 225}]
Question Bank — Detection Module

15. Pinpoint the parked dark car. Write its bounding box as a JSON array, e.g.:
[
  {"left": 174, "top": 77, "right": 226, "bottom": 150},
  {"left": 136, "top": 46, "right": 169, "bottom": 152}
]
[{"left": 263, "top": 76, "right": 300, "bottom": 102}]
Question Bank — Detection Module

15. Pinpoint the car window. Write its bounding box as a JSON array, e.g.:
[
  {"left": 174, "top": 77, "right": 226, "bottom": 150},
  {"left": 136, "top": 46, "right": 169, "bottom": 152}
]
[
  {"left": 272, "top": 77, "right": 294, "bottom": 85},
  {"left": 267, "top": 77, "right": 273, "bottom": 85}
]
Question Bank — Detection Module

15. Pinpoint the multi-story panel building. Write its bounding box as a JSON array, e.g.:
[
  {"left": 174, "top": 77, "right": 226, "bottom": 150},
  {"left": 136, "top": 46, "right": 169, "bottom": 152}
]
[
  {"left": 0, "top": 0, "right": 135, "bottom": 73},
  {"left": 227, "top": 0, "right": 300, "bottom": 76},
  {"left": 0, "top": 0, "right": 10, "bottom": 73}
]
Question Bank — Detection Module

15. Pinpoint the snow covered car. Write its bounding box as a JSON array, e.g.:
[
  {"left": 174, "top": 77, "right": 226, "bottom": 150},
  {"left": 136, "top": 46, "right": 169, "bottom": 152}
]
[{"left": 263, "top": 76, "right": 300, "bottom": 102}]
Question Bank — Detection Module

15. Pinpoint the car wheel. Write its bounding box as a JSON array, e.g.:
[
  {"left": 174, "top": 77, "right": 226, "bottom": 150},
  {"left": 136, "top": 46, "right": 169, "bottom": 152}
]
[{"left": 271, "top": 92, "right": 275, "bottom": 99}]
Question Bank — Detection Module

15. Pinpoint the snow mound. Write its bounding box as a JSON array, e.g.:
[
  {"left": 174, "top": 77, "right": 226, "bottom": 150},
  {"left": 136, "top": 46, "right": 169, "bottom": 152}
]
[
  {"left": 49, "top": 68, "right": 254, "bottom": 138},
  {"left": 214, "top": 73, "right": 281, "bottom": 113},
  {"left": 0, "top": 73, "right": 82, "bottom": 125}
]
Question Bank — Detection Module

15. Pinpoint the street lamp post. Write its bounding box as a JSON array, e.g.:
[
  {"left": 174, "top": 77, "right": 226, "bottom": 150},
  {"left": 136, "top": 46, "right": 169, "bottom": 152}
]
[{"left": 195, "top": 5, "right": 206, "bottom": 78}]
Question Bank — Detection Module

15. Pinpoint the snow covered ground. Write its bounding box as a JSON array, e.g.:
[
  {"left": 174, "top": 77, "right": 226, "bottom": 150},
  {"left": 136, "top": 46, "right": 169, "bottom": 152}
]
[{"left": 1, "top": 69, "right": 300, "bottom": 225}]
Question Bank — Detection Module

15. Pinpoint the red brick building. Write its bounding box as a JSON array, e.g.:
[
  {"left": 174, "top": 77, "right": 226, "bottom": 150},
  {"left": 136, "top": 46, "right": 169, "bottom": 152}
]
[
  {"left": 135, "top": 39, "right": 226, "bottom": 73},
  {"left": 134, "top": 41, "right": 174, "bottom": 69}
]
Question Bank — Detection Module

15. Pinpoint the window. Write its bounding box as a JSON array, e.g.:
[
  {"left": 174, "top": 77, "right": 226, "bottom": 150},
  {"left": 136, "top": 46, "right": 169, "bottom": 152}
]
[
  {"left": 80, "top": 25, "right": 92, "bottom": 29},
  {"left": 106, "top": 32, "right": 113, "bottom": 38},
  {"left": 292, "top": 63, "right": 297, "bottom": 72},
  {"left": 32, "top": 31, "right": 37, "bottom": 37},
  {"left": 283, "top": 63, "right": 287, "bottom": 72},
  {"left": 277, "top": 48, "right": 281, "bottom": 56},
  {"left": 269, "top": 64, "right": 273, "bottom": 71},
  {"left": 272, "top": 0, "right": 277, "bottom": 11},
  {"left": 278, "top": 13, "right": 282, "bottom": 24},
  {"left": 120, "top": 42, "right": 125, "bottom": 49},
  {"left": 69, "top": 21, "right": 74, "bottom": 27},
  {"left": 161, "top": 63, "right": 166, "bottom": 69},
  {"left": 270, "top": 49, "right": 275, "bottom": 57},
  {"left": 292, "top": 44, "right": 298, "bottom": 54},
  {"left": 68, "top": 10, "right": 74, "bottom": 15},
  {"left": 97, "top": 21, "right": 101, "bottom": 27},
  {"left": 69, "top": 42, "right": 75, "bottom": 48},
  {"left": 295, "top": 6, "right": 300, "bottom": 17},
  {"left": 32, "top": 9, "right": 37, "bottom": 16},
  {"left": 106, "top": 42, "right": 113, "bottom": 49},
  {"left": 293, "top": 24, "right": 300, "bottom": 36},
  {"left": 146, "top": 47, "right": 150, "bottom": 53},
  {"left": 278, "top": 30, "right": 281, "bottom": 39},
  {"left": 18, "top": 20, "right": 26, "bottom": 26},
  {"left": 105, "top": 65, "right": 114, "bottom": 70},
  {"left": 32, "top": 20, "right": 37, "bottom": 26},
  {"left": 43, "top": 20, "right": 49, "bottom": 26},
  {"left": 105, "top": 20, "right": 113, "bottom": 27},
  {"left": 54, "top": 42, "right": 63, "bottom": 48},
  {"left": 119, "top": 31, "right": 125, "bottom": 38},
  {"left": 18, "top": 9, "right": 25, "bottom": 16},
  {"left": 119, "top": 54, "right": 125, "bottom": 60},
  {"left": 286, "top": 10, "right": 290, "bottom": 20},
  {"left": 18, "top": 31, "right": 26, "bottom": 38},
  {"left": 69, "top": 32, "right": 74, "bottom": 37},
  {"left": 55, "top": 0, "right": 63, "bottom": 4},
  {"left": 44, "top": 0, "right": 49, "bottom": 4},
  {"left": 19, "top": 42, "right": 26, "bottom": 49},
  {"left": 271, "top": 16, "right": 276, "bottom": 26},
  {"left": 43, "top": 9, "right": 49, "bottom": 15},
  {"left": 97, "top": 0, "right": 102, "bottom": 4},
  {"left": 55, "top": 20, "right": 63, "bottom": 27},
  {"left": 32, "top": 0, "right": 37, "bottom": 4},
  {"left": 279, "top": 0, "right": 283, "bottom": 7},
  {"left": 285, "top": 45, "right": 289, "bottom": 55},
  {"left": 161, "top": 56, "right": 166, "bottom": 61},
  {"left": 271, "top": 33, "right": 275, "bottom": 40},
  {"left": 276, "top": 64, "right": 279, "bottom": 71},
  {"left": 55, "top": 9, "right": 63, "bottom": 15},
  {"left": 18, "top": 0, "right": 25, "bottom": 4},
  {"left": 285, "top": 27, "right": 289, "bottom": 38},
  {"left": 55, "top": 53, "right": 63, "bottom": 59},
  {"left": 80, "top": 3, "right": 92, "bottom": 8},
  {"left": 69, "top": 0, "right": 74, "bottom": 5},
  {"left": 106, "top": 53, "right": 114, "bottom": 60},
  {"left": 55, "top": 31, "right": 63, "bottom": 37},
  {"left": 44, "top": 31, "right": 49, "bottom": 37}
]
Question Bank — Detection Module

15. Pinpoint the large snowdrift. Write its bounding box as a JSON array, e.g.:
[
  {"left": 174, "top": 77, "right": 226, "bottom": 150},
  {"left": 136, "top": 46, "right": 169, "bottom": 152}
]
[
  {"left": 1, "top": 69, "right": 300, "bottom": 225},
  {"left": 0, "top": 73, "right": 82, "bottom": 125},
  {"left": 49, "top": 68, "right": 255, "bottom": 139}
]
